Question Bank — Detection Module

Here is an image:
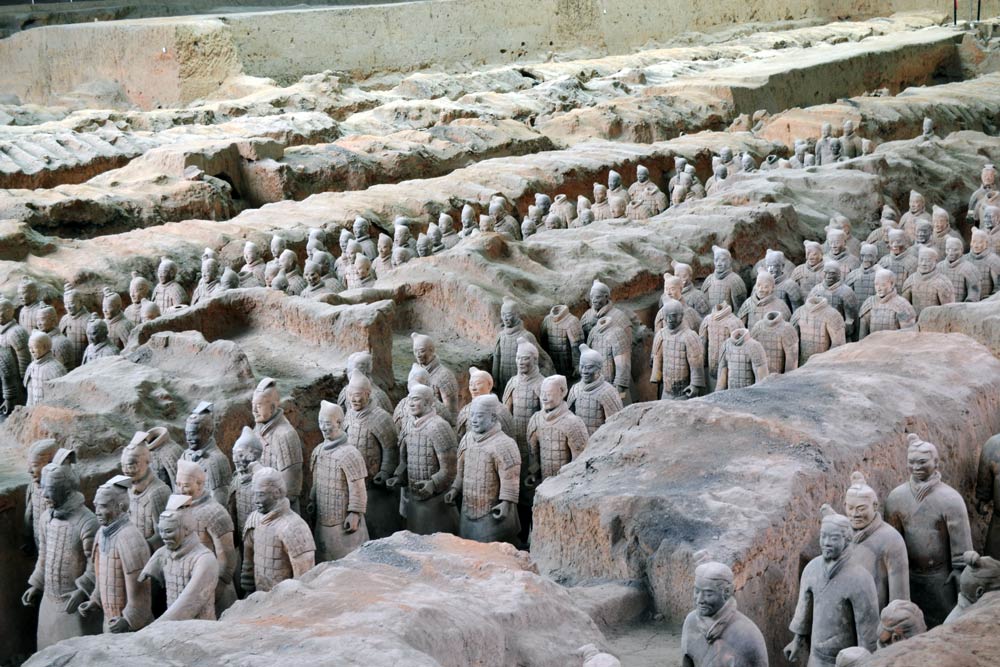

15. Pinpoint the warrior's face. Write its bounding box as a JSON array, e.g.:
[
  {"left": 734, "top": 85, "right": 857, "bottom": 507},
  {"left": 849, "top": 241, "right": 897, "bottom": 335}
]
[
  {"left": 819, "top": 525, "right": 849, "bottom": 561},
  {"left": 845, "top": 494, "right": 876, "bottom": 531},
  {"left": 693, "top": 577, "right": 729, "bottom": 618}
]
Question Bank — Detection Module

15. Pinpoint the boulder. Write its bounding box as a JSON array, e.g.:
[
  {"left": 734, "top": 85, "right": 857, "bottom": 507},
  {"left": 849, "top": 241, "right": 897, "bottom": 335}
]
[{"left": 919, "top": 293, "right": 1000, "bottom": 358}]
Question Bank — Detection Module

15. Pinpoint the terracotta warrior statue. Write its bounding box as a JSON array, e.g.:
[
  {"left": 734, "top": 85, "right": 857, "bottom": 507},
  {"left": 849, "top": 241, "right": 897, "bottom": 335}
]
[
  {"left": 885, "top": 434, "right": 973, "bottom": 627},
  {"left": 967, "top": 228, "right": 1000, "bottom": 298},
  {"left": 101, "top": 290, "right": 132, "bottom": 351},
  {"left": 18, "top": 277, "right": 44, "bottom": 332},
  {"left": 139, "top": 495, "right": 218, "bottom": 621},
  {"left": 24, "top": 438, "right": 59, "bottom": 551},
  {"left": 976, "top": 431, "right": 1000, "bottom": 559},
  {"left": 843, "top": 472, "right": 909, "bottom": 611},
  {"left": 810, "top": 260, "right": 859, "bottom": 338},
  {"left": 928, "top": 206, "right": 961, "bottom": 259},
  {"left": 340, "top": 240, "right": 362, "bottom": 286},
  {"left": 568, "top": 344, "right": 623, "bottom": 435},
  {"left": 763, "top": 249, "right": 803, "bottom": 313},
  {"left": 388, "top": 383, "right": 459, "bottom": 535},
  {"left": 228, "top": 426, "right": 263, "bottom": 537},
  {"left": 525, "top": 375, "right": 589, "bottom": 486},
  {"left": 352, "top": 216, "right": 378, "bottom": 259},
  {"left": 857, "top": 269, "right": 917, "bottom": 340},
  {"left": 876, "top": 599, "right": 926, "bottom": 648},
  {"left": 174, "top": 459, "right": 237, "bottom": 615},
  {"left": 591, "top": 184, "right": 612, "bottom": 221},
  {"left": 501, "top": 336, "right": 544, "bottom": 506},
  {"left": 124, "top": 274, "right": 151, "bottom": 325},
  {"left": 191, "top": 257, "right": 221, "bottom": 306},
  {"left": 394, "top": 364, "right": 454, "bottom": 430},
  {"left": 446, "top": 394, "right": 521, "bottom": 545},
  {"left": 391, "top": 245, "right": 412, "bottom": 269},
  {"left": 0, "top": 331, "right": 21, "bottom": 415},
  {"left": 705, "top": 164, "right": 728, "bottom": 196},
  {"left": 79, "top": 475, "right": 153, "bottom": 633},
  {"left": 702, "top": 246, "right": 747, "bottom": 312},
  {"left": 718, "top": 146, "right": 739, "bottom": 174},
  {"left": 493, "top": 297, "right": 551, "bottom": 396},
  {"left": 139, "top": 300, "right": 160, "bottom": 323},
  {"left": 785, "top": 506, "right": 879, "bottom": 666},
  {"left": 239, "top": 241, "right": 266, "bottom": 287},
  {"left": 902, "top": 247, "right": 955, "bottom": 317},
  {"left": 580, "top": 279, "right": 631, "bottom": 341},
  {"left": 489, "top": 199, "right": 521, "bottom": 240},
  {"left": 456, "top": 367, "right": 514, "bottom": 441},
  {"left": 672, "top": 261, "right": 711, "bottom": 316},
  {"left": 846, "top": 243, "right": 880, "bottom": 307},
  {"left": 152, "top": 257, "right": 188, "bottom": 311},
  {"left": 540, "top": 305, "right": 584, "bottom": 379},
  {"left": 372, "top": 233, "right": 394, "bottom": 279},
  {"left": 749, "top": 310, "right": 798, "bottom": 376},
  {"left": 181, "top": 402, "right": 233, "bottom": 507},
  {"left": 36, "top": 305, "right": 74, "bottom": 370},
  {"left": 121, "top": 436, "right": 170, "bottom": 552},
  {"left": 344, "top": 373, "right": 401, "bottom": 539},
  {"left": 815, "top": 122, "right": 836, "bottom": 165},
  {"left": 944, "top": 550, "right": 1000, "bottom": 624},
  {"left": 412, "top": 332, "right": 460, "bottom": 419},
  {"left": 22, "top": 449, "right": 101, "bottom": 649},
  {"left": 935, "top": 236, "right": 980, "bottom": 303},
  {"left": 900, "top": 190, "right": 931, "bottom": 239},
  {"left": 793, "top": 241, "right": 827, "bottom": 296},
  {"left": 24, "top": 331, "right": 68, "bottom": 407},
  {"left": 252, "top": 378, "right": 304, "bottom": 513},
  {"left": 438, "top": 213, "right": 459, "bottom": 250},
  {"left": 738, "top": 270, "right": 790, "bottom": 328},
  {"left": 626, "top": 167, "right": 667, "bottom": 219},
  {"left": 967, "top": 164, "right": 996, "bottom": 224},
  {"left": 310, "top": 400, "right": 368, "bottom": 560},
  {"left": 0, "top": 296, "right": 30, "bottom": 379},
  {"left": 138, "top": 427, "right": 184, "bottom": 490},
  {"left": 58, "top": 285, "right": 89, "bottom": 366},
  {"left": 699, "top": 302, "right": 743, "bottom": 391},
  {"left": 277, "top": 249, "right": 305, "bottom": 296},
  {"left": 587, "top": 313, "right": 632, "bottom": 404},
  {"left": 81, "top": 317, "right": 119, "bottom": 364},
  {"left": 651, "top": 299, "right": 705, "bottom": 399},
  {"left": 657, "top": 275, "right": 703, "bottom": 333},
  {"left": 824, "top": 229, "right": 859, "bottom": 273},
  {"left": 301, "top": 259, "right": 334, "bottom": 299},
  {"left": 266, "top": 235, "right": 288, "bottom": 279},
  {"left": 680, "top": 561, "right": 768, "bottom": 667},
  {"left": 790, "top": 295, "right": 846, "bottom": 365},
  {"left": 336, "top": 350, "right": 392, "bottom": 414},
  {"left": 716, "top": 328, "right": 768, "bottom": 391},
  {"left": 240, "top": 467, "right": 315, "bottom": 594}
]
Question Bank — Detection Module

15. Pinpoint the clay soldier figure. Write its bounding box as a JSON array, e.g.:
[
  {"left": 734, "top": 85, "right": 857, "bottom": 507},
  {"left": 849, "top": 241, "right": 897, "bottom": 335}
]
[
  {"left": 121, "top": 437, "right": 170, "bottom": 552},
  {"left": 0, "top": 296, "right": 30, "bottom": 378},
  {"left": 139, "top": 495, "right": 218, "bottom": 621},
  {"left": 489, "top": 199, "right": 521, "bottom": 240},
  {"left": 900, "top": 191, "right": 931, "bottom": 240},
  {"left": 790, "top": 296, "right": 846, "bottom": 365},
  {"left": 673, "top": 261, "right": 711, "bottom": 316},
  {"left": 929, "top": 206, "right": 962, "bottom": 258},
  {"left": 967, "top": 228, "right": 1000, "bottom": 297},
  {"left": 240, "top": 241, "right": 266, "bottom": 287},
  {"left": 79, "top": 476, "right": 153, "bottom": 633},
  {"left": 140, "top": 300, "right": 160, "bottom": 323},
  {"left": 816, "top": 122, "right": 836, "bottom": 165},
  {"left": 945, "top": 551, "right": 1000, "bottom": 624},
  {"left": 228, "top": 427, "right": 263, "bottom": 537},
  {"left": 36, "top": 305, "right": 75, "bottom": 370},
  {"left": 124, "top": 273, "right": 151, "bottom": 324},
  {"left": 412, "top": 332, "right": 460, "bottom": 419},
  {"left": 393, "top": 223, "right": 417, "bottom": 261},
  {"left": 792, "top": 241, "right": 827, "bottom": 296},
  {"left": 591, "top": 184, "right": 612, "bottom": 221},
  {"left": 846, "top": 243, "right": 880, "bottom": 307},
  {"left": 301, "top": 259, "right": 335, "bottom": 299},
  {"left": 749, "top": 310, "right": 798, "bottom": 376},
  {"left": 174, "top": 459, "right": 238, "bottom": 615},
  {"left": 354, "top": 255, "right": 376, "bottom": 288},
  {"left": 525, "top": 375, "right": 589, "bottom": 485},
  {"left": 718, "top": 146, "right": 739, "bottom": 174},
  {"left": 876, "top": 600, "right": 926, "bottom": 648},
  {"left": 241, "top": 467, "right": 315, "bottom": 594},
  {"left": 81, "top": 317, "right": 119, "bottom": 364},
  {"left": 24, "top": 331, "right": 68, "bottom": 407},
  {"left": 857, "top": 269, "right": 917, "bottom": 340},
  {"left": 626, "top": 167, "right": 667, "bottom": 219},
  {"left": 824, "top": 229, "right": 859, "bottom": 273},
  {"left": 181, "top": 402, "right": 233, "bottom": 507},
  {"left": 251, "top": 378, "right": 304, "bottom": 513},
  {"left": 502, "top": 336, "right": 545, "bottom": 499},
  {"left": 702, "top": 246, "right": 747, "bottom": 312},
  {"left": 333, "top": 229, "right": 355, "bottom": 279},
  {"left": 885, "top": 434, "right": 973, "bottom": 627},
  {"left": 982, "top": 206, "right": 1000, "bottom": 254},
  {"left": 101, "top": 290, "right": 133, "bottom": 351},
  {"left": 828, "top": 215, "right": 862, "bottom": 257},
  {"left": 902, "top": 247, "right": 954, "bottom": 317},
  {"left": 809, "top": 261, "right": 859, "bottom": 338},
  {"left": 840, "top": 119, "right": 862, "bottom": 158},
  {"left": 493, "top": 298, "right": 551, "bottom": 396},
  {"left": 976, "top": 431, "right": 1000, "bottom": 558},
  {"left": 968, "top": 164, "right": 996, "bottom": 222},
  {"left": 22, "top": 449, "right": 101, "bottom": 649},
  {"left": 541, "top": 304, "right": 584, "bottom": 379},
  {"left": 457, "top": 367, "right": 515, "bottom": 441},
  {"left": 372, "top": 233, "right": 394, "bottom": 279},
  {"left": 18, "top": 277, "right": 45, "bottom": 332},
  {"left": 190, "top": 258, "right": 219, "bottom": 306},
  {"left": 342, "top": 240, "right": 363, "bottom": 286},
  {"left": 938, "top": 237, "right": 981, "bottom": 303},
  {"left": 656, "top": 275, "right": 703, "bottom": 333},
  {"left": 785, "top": 506, "right": 879, "bottom": 666},
  {"left": 141, "top": 427, "right": 184, "bottom": 490},
  {"left": 789, "top": 141, "right": 808, "bottom": 169},
  {"left": 394, "top": 364, "right": 454, "bottom": 430},
  {"left": 391, "top": 246, "right": 412, "bottom": 269},
  {"left": 152, "top": 257, "right": 188, "bottom": 311},
  {"left": 310, "top": 400, "right": 368, "bottom": 560},
  {"left": 699, "top": 302, "right": 743, "bottom": 391},
  {"left": 58, "top": 285, "right": 90, "bottom": 366},
  {"left": 913, "top": 219, "right": 936, "bottom": 256},
  {"left": 606, "top": 170, "right": 628, "bottom": 202},
  {"left": 588, "top": 314, "right": 632, "bottom": 404},
  {"left": 705, "top": 164, "right": 729, "bottom": 196},
  {"left": 0, "top": 333, "right": 21, "bottom": 416},
  {"left": 388, "top": 384, "right": 459, "bottom": 535},
  {"left": 843, "top": 472, "right": 909, "bottom": 611},
  {"left": 680, "top": 561, "right": 768, "bottom": 667},
  {"left": 568, "top": 344, "right": 623, "bottom": 435},
  {"left": 651, "top": 299, "right": 705, "bottom": 399},
  {"left": 446, "top": 394, "right": 521, "bottom": 544},
  {"left": 439, "top": 213, "right": 459, "bottom": 250},
  {"left": 764, "top": 249, "right": 803, "bottom": 313},
  {"left": 278, "top": 249, "right": 306, "bottom": 296},
  {"left": 738, "top": 270, "right": 790, "bottom": 328},
  {"left": 336, "top": 351, "right": 392, "bottom": 414},
  {"left": 353, "top": 216, "right": 378, "bottom": 259},
  {"left": 345, "top": 373, "right": 401, "bottom": 538},
  {"left": 716, "top": 329, "right": 768, "bottom": 391},
  {"left": 24, "top": 438, "right": 59, "bottom": 551},
  {"left": 459, "top": 203, "right": 480, "bottom": 240},
  {"left": 580, "top": 279, "right": 628, "bottom": 342},
  {"left": 428, "top": 223, "right": 445, "bottom": 253}
]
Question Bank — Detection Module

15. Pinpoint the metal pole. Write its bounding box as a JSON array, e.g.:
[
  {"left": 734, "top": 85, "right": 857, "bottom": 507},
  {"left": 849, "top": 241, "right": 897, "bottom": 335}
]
[{"left": 954, "top": 0, "right": 957, "bottom": 25}]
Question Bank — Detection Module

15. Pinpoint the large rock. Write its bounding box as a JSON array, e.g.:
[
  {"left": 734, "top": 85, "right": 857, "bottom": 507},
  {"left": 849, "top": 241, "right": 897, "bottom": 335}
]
[
  {"left": 919, "top": 293, "right": 1000, "bottom": 358},
  {"left": 26, "top": 532, "right": 610, "bottom": 667},
  {"left": 531, "top": 332, "right": 1000, "bottom": 661}
]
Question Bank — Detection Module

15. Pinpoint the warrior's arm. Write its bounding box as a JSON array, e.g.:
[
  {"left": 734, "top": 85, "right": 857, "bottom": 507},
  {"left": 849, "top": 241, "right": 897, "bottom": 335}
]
[
  {"left": 212, "top": 529, "right": 237, "bottom": 583},
  {"left": 159, "top": 554, "right": 217, "bottom": 622}
]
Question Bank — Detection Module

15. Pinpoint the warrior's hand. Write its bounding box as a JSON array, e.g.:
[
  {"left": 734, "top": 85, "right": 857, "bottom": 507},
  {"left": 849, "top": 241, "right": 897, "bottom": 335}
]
[
  {"left": 109, "top": 616, "right": 132, "bottom": 633},
  {"left": 444, "top": 488, "right": 459, "bottom": 505},
  {"left": 491, "top": 500, "right": 513, "bottom": 521},
  {"left": 783, "top": 635, "right": 806, "bottom": 662},
  {"left": 343, "top": 512, "right": 362, "bottom": 533},
  {"left": 64, "top": 589, "right": 88, "bottom": 614},
  {"left": 21, "top": 586, "right": 41, "bottom": 607},
  {"left": 78, "top": 600, "right": 100, "bottom": 617},
  {"left": 372, "top": 471, "right": 388, "bottom": 486}
]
